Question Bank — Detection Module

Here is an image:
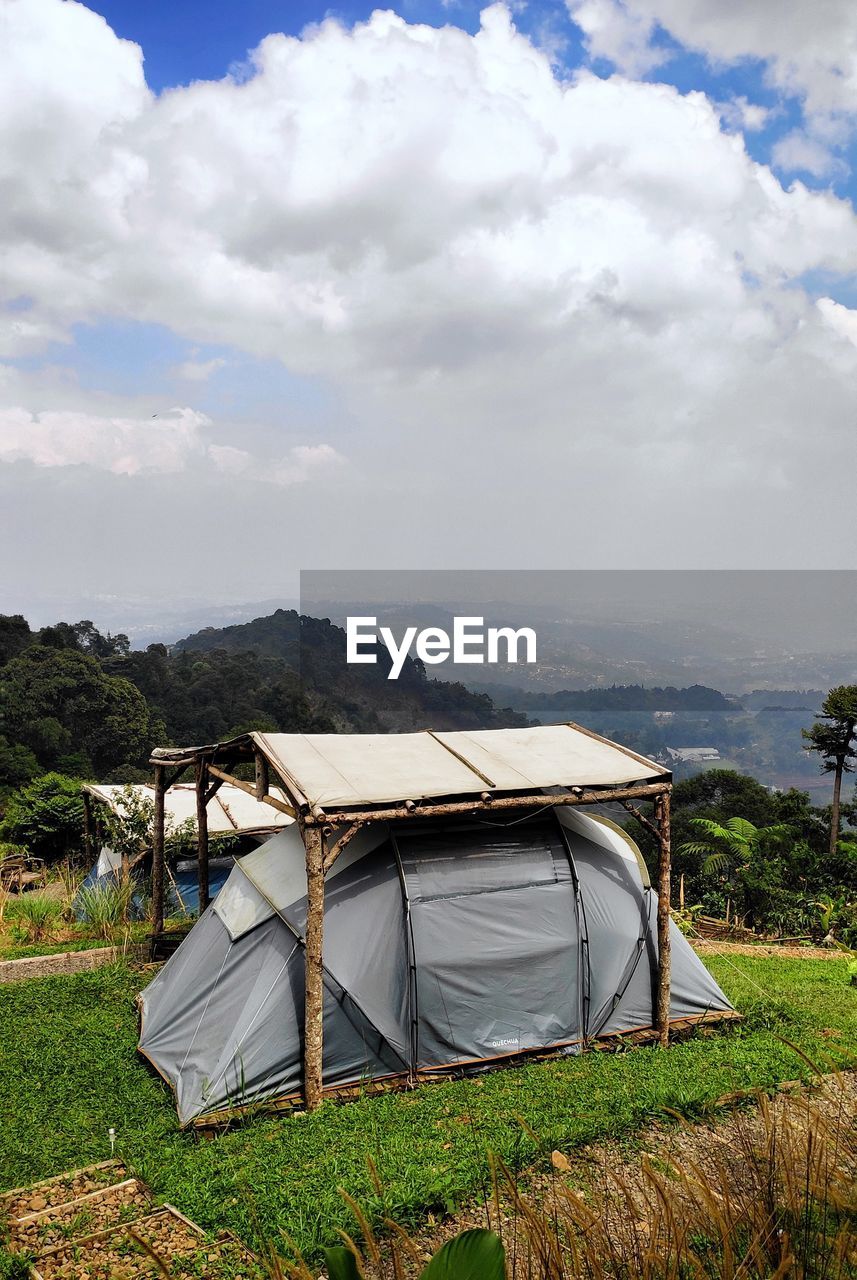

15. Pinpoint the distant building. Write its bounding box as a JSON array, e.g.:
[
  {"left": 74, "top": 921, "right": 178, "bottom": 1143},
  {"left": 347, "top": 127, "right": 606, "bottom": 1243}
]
[{"left": 666, "top": 746, "right": 721, "bottom": 763}]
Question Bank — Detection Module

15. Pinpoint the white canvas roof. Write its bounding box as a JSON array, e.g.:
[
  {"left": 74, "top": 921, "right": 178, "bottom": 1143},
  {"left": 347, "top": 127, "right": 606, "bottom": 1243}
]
[
  {"left": 84, "top": 782, "right": 292, "bottom": 836},
  {"left": 252, "top": 724, "right": 666, "bottom": 811}
]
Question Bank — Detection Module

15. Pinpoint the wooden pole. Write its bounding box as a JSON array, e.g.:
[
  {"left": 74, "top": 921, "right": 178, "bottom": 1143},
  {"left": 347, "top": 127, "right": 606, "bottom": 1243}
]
[
  {"left": 302, "top": 823, "right": 326, "bottom": 1111},
  {"left": 195, "top": 757, "right": 210, "bottom": 914},
  {"left": 82, "top": 791, "right": 94, "bottom": 866},
  {"left": 655, "top": 790, "right": 672, "bottom": 1047},
  {"left": 151, "top": 764, "right": 167, "bottom": 948},
  {"left": 254, "top": 751, "right": 270, "bottom": 801}
]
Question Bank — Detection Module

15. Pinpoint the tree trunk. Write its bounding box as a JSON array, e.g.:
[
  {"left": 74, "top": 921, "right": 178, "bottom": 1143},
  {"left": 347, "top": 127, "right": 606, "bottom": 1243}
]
[
  {"left": 151, "top": 764, "right": 166, "bottom": 950},
  {"left": 830, "top": 759, "right": 843, "bottom": 857},
  {"left": 655, "top": 792, "right": 672, "bottom": 1048},
  {"left": 195, "top": 757, "right": 210, "bottom": 914},
  {"left": 303, "top": 824, "right": 325, "bottom": 1111}
]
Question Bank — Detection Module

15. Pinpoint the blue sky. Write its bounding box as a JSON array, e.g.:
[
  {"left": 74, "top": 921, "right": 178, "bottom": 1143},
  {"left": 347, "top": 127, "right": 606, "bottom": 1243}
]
[{"left": 2, "top": 0, "right": 857, "bottom": 617}]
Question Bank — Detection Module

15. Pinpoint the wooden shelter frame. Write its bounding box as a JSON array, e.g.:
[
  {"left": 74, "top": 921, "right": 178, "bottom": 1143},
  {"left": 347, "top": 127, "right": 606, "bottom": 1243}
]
[{"left": 149, "top": 727, "right": 672, "bottom": 1110}]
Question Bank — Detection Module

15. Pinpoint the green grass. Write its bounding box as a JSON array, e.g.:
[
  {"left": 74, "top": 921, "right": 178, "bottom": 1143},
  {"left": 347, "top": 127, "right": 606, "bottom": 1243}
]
[
  {"left": 0, "top": 955, "right": 853, "bottom": 1262},
  {"left": 0, "top": 920, "right": 171, "bottom": 960},
  {"left": 0, "top": 937, "right": 123, "bottom": 960}
]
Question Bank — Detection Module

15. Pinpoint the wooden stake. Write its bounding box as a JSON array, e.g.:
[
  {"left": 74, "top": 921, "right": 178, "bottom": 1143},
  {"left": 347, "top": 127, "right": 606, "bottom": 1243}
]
[
  {"left": 655, "top": 790, "right": 672, "bottom": 1047},
  {"left": 195, "top": 757, "right": 210, "bottom": 914},
  {"left": 302, "top": 824, "right": 325, "bottom": 1111},
  {"left": 151, "top": 764, "right": 167, "bottom": 949}
]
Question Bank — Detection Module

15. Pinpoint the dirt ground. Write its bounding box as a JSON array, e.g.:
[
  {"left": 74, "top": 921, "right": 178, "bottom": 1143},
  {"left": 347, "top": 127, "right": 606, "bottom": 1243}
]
[{"left": 691, "top": 938, "right": 848, "bottom": 961}]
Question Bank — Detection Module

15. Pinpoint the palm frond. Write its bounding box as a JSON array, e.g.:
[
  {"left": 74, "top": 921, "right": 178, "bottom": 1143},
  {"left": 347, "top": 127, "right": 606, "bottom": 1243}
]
[
  {"left": 724, "top": 817, "right": 759, "bottom": 842},
  {"left": 677, "top": 841, "right": 723, "bottom": 859},
  {"left": 686, "top": 817, "right": 733, "bottom": 841}
]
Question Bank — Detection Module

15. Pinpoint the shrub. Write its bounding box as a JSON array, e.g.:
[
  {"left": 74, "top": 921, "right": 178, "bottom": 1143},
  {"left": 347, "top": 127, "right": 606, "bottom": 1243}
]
[{"left": 0, "top": 773, "right": 84, "bottom": 863}]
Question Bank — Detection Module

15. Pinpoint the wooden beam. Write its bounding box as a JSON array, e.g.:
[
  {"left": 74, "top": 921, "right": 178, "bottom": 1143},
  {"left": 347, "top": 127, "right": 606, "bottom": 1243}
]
[
  {"left": 565, "top": 721, "right": 672, "bottom": 778},
  {"left": 303, "top": 824, "right": 325, "bottom": 1111},
  {"left": 323, "top": 821, "right": 363, "bottom": 873},
  {"left": 195, "top": 757, "right": 210, "bottom": 914},
  {"left": 305, "top": 780, "right": 671, "bottom": 827},
  {"left": 204, "top": 775, "right": 224, "bottom": 807},
  {"left": 206, "top": 764, "right": 296, "bottom": 817},
  {"left": 619, "top": 799, "right": 661, "bottom": 842},
  {"left": 426, "top": 730, "right": 496, "bottom": 787},
  {"left": 164, "top": 764, "right": 190, "bottom": 791},
  {"left": 655, "top": 790, "right": 672, "bottom": 1047},
  {"left": 151, "top": 764, "right": 167, "bottom": 951}
]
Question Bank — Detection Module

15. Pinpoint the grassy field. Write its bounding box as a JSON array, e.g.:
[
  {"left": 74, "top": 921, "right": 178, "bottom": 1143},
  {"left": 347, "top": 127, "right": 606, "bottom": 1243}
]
[{"left": 0, "top": 954, "right": 854, "bottom": 1261}]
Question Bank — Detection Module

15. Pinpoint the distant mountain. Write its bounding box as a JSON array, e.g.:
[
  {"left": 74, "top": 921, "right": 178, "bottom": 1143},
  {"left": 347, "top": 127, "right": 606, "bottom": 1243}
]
[
  {"left": 469, "top": 682, "right": 738, "bottom": 713},
  {"left": 175, "top": 609, "right": 529, "bottom": 734}
]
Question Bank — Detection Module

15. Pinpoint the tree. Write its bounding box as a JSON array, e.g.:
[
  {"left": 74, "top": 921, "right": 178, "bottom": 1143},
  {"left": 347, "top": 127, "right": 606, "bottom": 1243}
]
[
  {"left": 678, "top": 815, "right": 794, "bottom": 927},
  {"left": 0, "top": 773, "right": 85, "bottom": 862},
  {"left": 0, "top": 645, "right": 158, "bottom": 776},
  {"left": 101, "top": 784, "right": 194, "bottom": 877},
  {"left": 803, "top": 685, "right": 857, "bottom": 855},
  {"left": 0, "top": 614, "right": 32, "bottom": 665}
]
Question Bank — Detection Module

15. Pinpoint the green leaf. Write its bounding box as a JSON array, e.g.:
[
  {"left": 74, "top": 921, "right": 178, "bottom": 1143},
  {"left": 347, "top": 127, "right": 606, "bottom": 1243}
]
[
  {"left": 323, "top": 1245, "right": 362, "bottom": 1280},
  {"left": 725, "top": 817, "right": 759, "bottom": 842},
  {"left": 419, "top": 1228, "right": 506, "bottom": 1280}
]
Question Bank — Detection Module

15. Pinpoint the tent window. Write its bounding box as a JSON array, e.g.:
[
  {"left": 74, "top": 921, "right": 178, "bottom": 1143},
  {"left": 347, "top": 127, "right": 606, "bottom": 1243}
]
[{"left": 397, "top": 820, "right": 569, "bottom": 902}]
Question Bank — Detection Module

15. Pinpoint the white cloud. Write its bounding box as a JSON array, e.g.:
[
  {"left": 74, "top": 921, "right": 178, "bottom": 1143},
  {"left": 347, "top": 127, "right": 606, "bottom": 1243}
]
[
  {"left": 817, "top": 296, "right": 857, "bottom": 347},
  {"left": 1, "top": 0, "right": 857, "bottom": 567},
  {"left": 208, "top": 440, "right": 344, "bottom": 486},
  {"left": 0, "top": 407, "right": 211, "bottom": 475},
  {"left": 0, "top": 403, "right": 344, "bottom": 487},
  {"left": 566, "top": 0, "right": 666, "bottom": 76},
  {"left": 771, "top": 129, "right": 844, "bottom": 179},
  {"left": 716, "top": 96, "right": 772, "bottom": 135},
  {"left": 567, "top": 0, "right": 857, "bottom": 118},
  {"left": 175, "top": 356, "right": 227, "bottom": 382},
  {"left": 567, "top": 0, "right": 857, "bottom": 178}
]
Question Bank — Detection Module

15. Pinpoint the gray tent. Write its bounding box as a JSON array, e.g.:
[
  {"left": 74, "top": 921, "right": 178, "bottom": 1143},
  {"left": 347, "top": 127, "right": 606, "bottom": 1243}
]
[{"left": 138, "top": 806, "right": 731, "bottom": 1126}]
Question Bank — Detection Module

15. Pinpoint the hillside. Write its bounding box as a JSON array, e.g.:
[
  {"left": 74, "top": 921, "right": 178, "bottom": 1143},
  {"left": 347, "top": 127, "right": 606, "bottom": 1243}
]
[
  {"left": 175, "top": 609, "right": 529, "bottom": 734},
  {"left": 0, "top": 611, "right": 527, "bottom": 792}
]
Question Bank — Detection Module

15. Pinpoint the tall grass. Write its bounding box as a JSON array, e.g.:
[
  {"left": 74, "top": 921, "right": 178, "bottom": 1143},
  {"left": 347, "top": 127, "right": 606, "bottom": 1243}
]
[
  {"left": 5, "top": 895, "right": 63, "bottom": 943},
  {"left": 493, "top": 1083, "right": 856, "bottom": 1278},
  {"left": 278, "top": 1075, "right": 856, "bottom": 1279},
  {"left": 74, "top": 879, "right": 136, "bottom": 940}
]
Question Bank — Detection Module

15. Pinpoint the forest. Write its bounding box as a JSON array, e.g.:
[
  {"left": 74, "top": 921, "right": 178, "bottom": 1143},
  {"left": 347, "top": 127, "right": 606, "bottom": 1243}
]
[{"left": 0, "top": 609, "right": 854, "bottom": 944}]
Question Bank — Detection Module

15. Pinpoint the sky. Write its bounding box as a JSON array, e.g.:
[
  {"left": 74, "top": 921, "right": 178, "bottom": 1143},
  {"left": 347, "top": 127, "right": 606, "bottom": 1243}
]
[{"left": 2, "top": 0, "right": 857, "bottom": 625}]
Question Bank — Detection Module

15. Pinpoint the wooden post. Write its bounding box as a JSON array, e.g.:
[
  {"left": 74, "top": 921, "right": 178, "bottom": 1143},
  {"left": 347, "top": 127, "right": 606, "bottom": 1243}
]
[
  {"left": 195, "top": 757, "right": 210, "bottom": 914},
  {"left": 302, "top": 824, "right": 326, "bottom": 1111},
  {"left": 254, "top": 751, "right": 269, "bottom": 801},
  {"left": 82, "top": 791, "right": 94, "bottom": 865},
  {"left": 655, "top": 790, "right": 672, "bottom": 1047},
  {"left": 151, "top": 764, "right": 167, "bottom": 949}
]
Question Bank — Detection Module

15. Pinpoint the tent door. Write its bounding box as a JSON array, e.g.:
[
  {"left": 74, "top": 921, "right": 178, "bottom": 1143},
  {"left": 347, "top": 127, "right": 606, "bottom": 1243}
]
[{"left": 395, "top": 820, "right": 582, "bottom": 1070}]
